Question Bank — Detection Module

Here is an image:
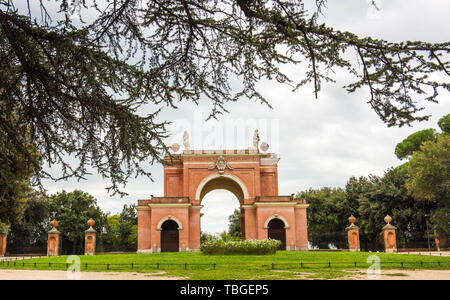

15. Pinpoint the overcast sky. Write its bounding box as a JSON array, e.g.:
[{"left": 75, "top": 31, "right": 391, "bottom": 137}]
[{"left": 35, "top": 0, "right": 450, "bottom": 234}]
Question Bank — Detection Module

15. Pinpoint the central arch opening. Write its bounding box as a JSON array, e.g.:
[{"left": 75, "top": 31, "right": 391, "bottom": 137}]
[{"left": 199, "top": 176, "right": 246, "bottom": 238}]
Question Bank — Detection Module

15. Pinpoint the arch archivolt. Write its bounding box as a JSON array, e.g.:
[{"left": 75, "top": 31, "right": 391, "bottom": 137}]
[
  {"left": 156, "top": 215, "right": 183, "bottom": 231},
  {"left": 195, "top": 172, "right": 250, "bottom": 202},
  {"left": 263, "top": 214, "right": 290, "bottom": 229}
]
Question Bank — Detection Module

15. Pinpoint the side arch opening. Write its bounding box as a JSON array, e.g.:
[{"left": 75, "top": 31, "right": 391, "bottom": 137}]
[
  {"left": 160, "top": 220, "right": 179, "bottom": 252},
  {"left": 267, "top": 218, "right": 286, "bottom": 250}
]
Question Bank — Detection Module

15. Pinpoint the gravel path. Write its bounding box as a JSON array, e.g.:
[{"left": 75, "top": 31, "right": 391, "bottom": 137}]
[
  {"left": 0, "top": 269, "right": 449, "bottom": 280},
  {"left": 0, "top": 269, "right": 184, "bottom": 280},
  {"left": 343, "top": 269, "right": 450, "bottom": 280}
]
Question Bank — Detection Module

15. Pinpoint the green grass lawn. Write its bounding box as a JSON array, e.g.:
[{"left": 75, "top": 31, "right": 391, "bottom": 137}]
[{"left": 1, "top": 251, "right": 449, "bottom": 280}]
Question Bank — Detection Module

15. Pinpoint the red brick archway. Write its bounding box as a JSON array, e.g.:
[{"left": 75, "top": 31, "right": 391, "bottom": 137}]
[{"left": 137, "top": 149, "right": 309, "bottom": 253}]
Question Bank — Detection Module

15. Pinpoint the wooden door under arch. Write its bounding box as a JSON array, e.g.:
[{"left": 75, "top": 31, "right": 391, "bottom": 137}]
[
  {"left": 161, "top": 220, "right": 179, "bottom": 252},
  {"left": 267, "top": 218, "right": 286, "bottom": 250}
]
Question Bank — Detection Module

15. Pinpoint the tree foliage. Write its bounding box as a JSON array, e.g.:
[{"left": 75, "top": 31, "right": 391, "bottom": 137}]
[
  {"left": 0, "top": 110, "right": 39, "bottom": 225},
  {"left": 395, "top": 129, "right": 437, "bottom": 160},
  {"left": 353, "top": 168, "right": 434, "bottom": 250},
  {"left": 395, "top": 114, "right": 449, "bottom": 160},
  {"left": 6, "top": 190, "right": 139, "bottom": 254},
  {"left": 298, "top": 187, "right": 350, "bottom": 249},
  {"left": 438, "top": 113, "right": 450, "bottom": 134},
  {"left": 104, "top": 214, "right": 120, "bottom": 249},
  {"left": 7, "top": 190, "right": 49, "bottom": 253},
  {"left": 0, "top": 0, "right": 449, "bottom": 194},
  {"left": 48, "top": 190, "right": 106, "bottom": 254},
  {"left": 394, "top": 114, "right": 449, "bottom": 244},
  {"left": 300, "top": 167, "right": 435, "bottom": 251},
  {"left": 406, "top": 135, "right": 449, "bottom": 203},
  {"left": 227, "top": 208, "right": 241, "bottom": 236},
  {"left": 103, "top": 204, "right": 137, "bottom": 251},
  {"left": 0, "top": 221, "right": 9, "bottom": 236}
]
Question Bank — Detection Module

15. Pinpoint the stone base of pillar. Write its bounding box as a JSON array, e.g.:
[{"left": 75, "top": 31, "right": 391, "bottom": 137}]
[
  {"left": 137, "top": 247, "right": 163, "bottom": 254},
  {"left": 348, "top": 248, "right": 360, "bottom": 252},
  {"left": 385, "top": 248, "right": 397, "bottom": 253},
  {"left": 292, "top": 246, "right": 308, "bottom": 251},
  {"left": 137, "top": 249, "right": 153, "bottom": 254}
]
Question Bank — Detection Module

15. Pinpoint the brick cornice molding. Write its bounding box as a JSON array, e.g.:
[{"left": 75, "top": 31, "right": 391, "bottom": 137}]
[
  {"left": 148, "top": 203, "right": 192, "bottom": 208},
  {"left": 136, "top": 205, "right": 151, "bottom": 211},
  {"left": 254, "top": 202, "right": 297, "bottom": 207},
  {"left": 294, "top": 204, "right": 310, "bottom": 209}
]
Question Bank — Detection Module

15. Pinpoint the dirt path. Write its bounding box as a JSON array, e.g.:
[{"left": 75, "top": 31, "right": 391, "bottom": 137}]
[
  {"left": 343, "top": 269, "right": 450, "bottom": 280},
  {"left": 0, "top": 269, "right": 449, "bottom": 280},
  {"left": 0, "top": 269, "right": 184, "bottom": 280}
]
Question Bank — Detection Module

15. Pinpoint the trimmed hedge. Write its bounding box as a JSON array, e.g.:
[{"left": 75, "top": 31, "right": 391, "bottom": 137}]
[{"left": 200, "top": 239, "right": 281, "bottom": 255}]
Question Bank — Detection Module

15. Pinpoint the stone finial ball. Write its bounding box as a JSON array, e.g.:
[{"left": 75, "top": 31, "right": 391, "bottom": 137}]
[
  {"left": 170, "top": 143, "right": 180, "bottom": 153},
  {"left": 87, "top": 218, "right": 95, "bottom": 227},
  {"left": 348, "top": 215, "right": 356, "bottom": 224},
  {"left": 260, "top": 142, "right": 269, "bottom": 152},
  {"left": 50, "top": 219, "right": 58, "bottom": 228},
  {"left": 384, "top": 215, "right": 392, "bottom": 224}
]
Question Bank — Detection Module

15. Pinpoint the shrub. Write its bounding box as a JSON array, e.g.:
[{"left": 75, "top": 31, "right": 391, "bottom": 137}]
[
  {"left": 200, "top": 239, "right": 281, "bottom": 255},
  {"left": 219, "top": 231, "right": 241, "bottom": 242}
]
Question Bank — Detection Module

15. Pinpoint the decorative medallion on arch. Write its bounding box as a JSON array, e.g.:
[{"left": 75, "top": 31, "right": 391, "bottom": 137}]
[
  {"left": 137, "top": 143, "right": 310, "bottom": 253},
  {"left": 208, "top": 155, "right": 234, "bottom": 175}
]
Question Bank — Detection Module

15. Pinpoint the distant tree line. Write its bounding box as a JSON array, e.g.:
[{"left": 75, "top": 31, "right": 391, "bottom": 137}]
[
  {"left": 6, "top": 190, "right": 137, "bottom": 255},
  {"left": 300, "top": 167, "right": 434, "bottom": 251},
  {"left": 301, "top": 114, "right": 449, "bottom": 251}
]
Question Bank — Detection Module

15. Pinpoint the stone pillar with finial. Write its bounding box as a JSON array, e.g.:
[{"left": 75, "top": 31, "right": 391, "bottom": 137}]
[
  {"left": 0, "top": 223, "right": 9, "bottom": 257},
  {"left": 346, "top": 215, "right": 360, "bottom": 252},
  {"left": 0, "top": 235, "right": 6, "bottom": 257},
  {"left": 382, "top": 215, "right": 397, "bottom": 253},
  {"left": 47, "top": 219, "right": 60, "bottom": 256},
  {"left": 434, "top": 231, "right": 441, "bottom": 252},
  {"left": 84, "top": 218, "right": 96, "bottom": 255}
]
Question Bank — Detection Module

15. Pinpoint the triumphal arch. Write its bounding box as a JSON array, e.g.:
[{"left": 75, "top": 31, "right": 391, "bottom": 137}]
[{"left": 137, "top": 133, "right": 309, "bottom": 253}]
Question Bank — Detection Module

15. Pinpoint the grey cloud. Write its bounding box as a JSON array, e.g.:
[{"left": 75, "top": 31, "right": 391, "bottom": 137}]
[{"left": 34, "top": 1, "right": 450, "bottom": 230}]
